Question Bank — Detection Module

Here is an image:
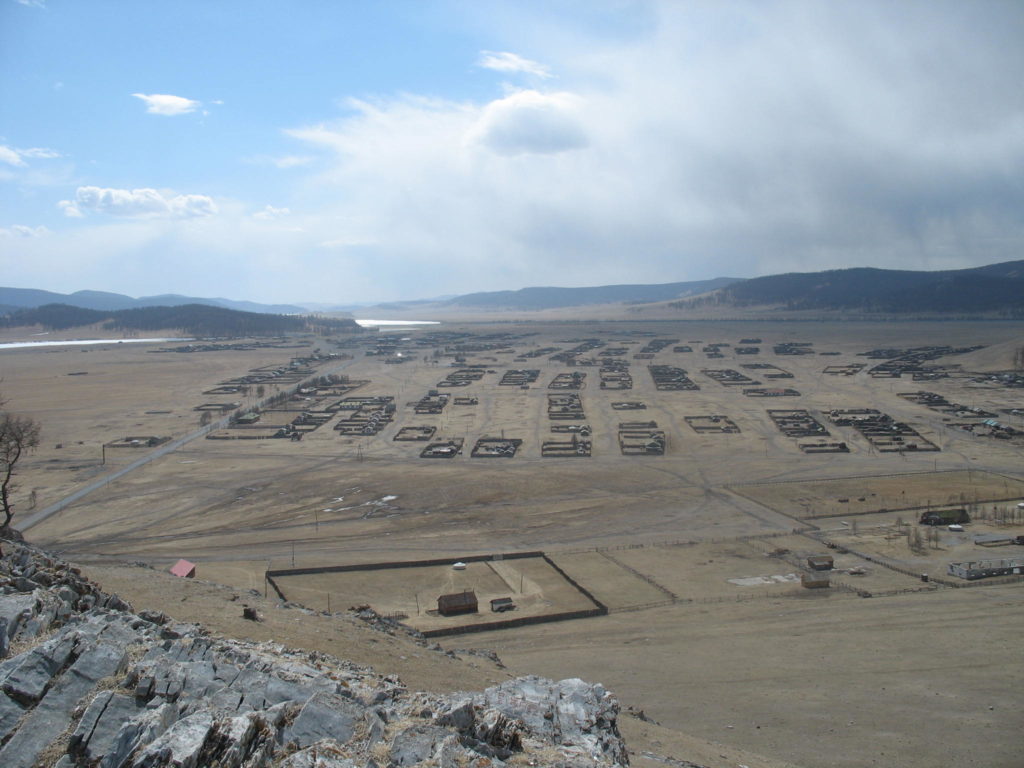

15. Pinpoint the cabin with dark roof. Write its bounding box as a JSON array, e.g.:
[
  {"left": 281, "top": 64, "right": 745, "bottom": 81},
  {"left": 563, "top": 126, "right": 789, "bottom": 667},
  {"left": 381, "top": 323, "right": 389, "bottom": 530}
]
[{"left": 437, "top": 590, "right": 478, "bottom": 616}]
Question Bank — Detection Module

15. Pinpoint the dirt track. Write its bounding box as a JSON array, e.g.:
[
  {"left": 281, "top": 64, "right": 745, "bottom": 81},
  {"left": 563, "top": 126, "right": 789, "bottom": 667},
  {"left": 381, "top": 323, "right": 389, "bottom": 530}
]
[{"left": 3, "top": 319, "right": 1023, "bottom": 768}]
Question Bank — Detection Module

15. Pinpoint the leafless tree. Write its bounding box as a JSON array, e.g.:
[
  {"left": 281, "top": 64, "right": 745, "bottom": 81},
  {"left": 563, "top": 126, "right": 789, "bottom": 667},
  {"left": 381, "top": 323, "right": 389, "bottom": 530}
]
[{"left": 1, "top": 411, "right": 42, "bottom": 527}]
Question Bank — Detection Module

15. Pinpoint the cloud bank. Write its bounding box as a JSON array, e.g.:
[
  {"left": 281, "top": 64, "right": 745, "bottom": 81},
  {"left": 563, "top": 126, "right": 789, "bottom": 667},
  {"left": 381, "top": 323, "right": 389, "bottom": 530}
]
[
  {"left": 274, "top": 3, "right": 1024, "bottom": 296},
  {"left": 9, "top": 2, "right": 1024, "bottom": 303},
  {"left": 59, "top": 186, "right": 217, "bottom": 218}
]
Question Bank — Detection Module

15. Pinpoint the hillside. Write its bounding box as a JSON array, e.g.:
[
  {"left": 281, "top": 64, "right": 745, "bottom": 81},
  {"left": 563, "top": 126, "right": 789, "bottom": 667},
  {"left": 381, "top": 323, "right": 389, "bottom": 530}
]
[
  {"left": 678, "top": 260, "right": 1024, "bottom": 316},
  {"left": 371, "top": 277, "right": 743, "bottom": 313},
  {"left": 0, "top": 286, "right": 307, "bottom": 315},
  {"left": 0, "top": 539, "right": 793, "bottom": 768},
  {"left": 0, "top": 303, "right": 361, "bottom": 337}
]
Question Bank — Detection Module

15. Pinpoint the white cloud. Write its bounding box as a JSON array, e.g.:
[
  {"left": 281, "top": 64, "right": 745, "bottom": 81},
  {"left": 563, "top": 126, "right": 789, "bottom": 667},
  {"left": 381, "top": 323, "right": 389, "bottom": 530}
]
[
  {"left": 18, "top": 147, "right": 61, "bottom": 159},
  {"left": 271, "top": 155, "right": 312, "bottom": 169},
  {"left": 0, "top": 224, "right": 48, "bottom": 238},
  {"left": 317, "top": 236, "right": 376, "bottom": 250},
  {"left": 15, "top": 0, "right": 46, "bottom": 7},
  {"left": 477, "top": 51, "right": 552, "bottom": 79},
  {"left": 59, "top": 186, "right": 217, "bottom": 218},
  {"left": 246, "top": 154, "right": 313, "bottom": 169},
  {"left": 467, "top": 89, "right": 588, "bottom": 156},
  {"left": 0, "top": 144, "right": 60, "bottom": 167},
  {"left": 58, "top": 199, "right": 84, "bottom": 218},
  {"left": 132, "top": 93, "right": 201, "bottom": 116},
  {"left": 0, "top": 145, "right": 25, "bottom": 167},
  {"left": 253, "top": 205, "right": 291, "bottom": 220}
]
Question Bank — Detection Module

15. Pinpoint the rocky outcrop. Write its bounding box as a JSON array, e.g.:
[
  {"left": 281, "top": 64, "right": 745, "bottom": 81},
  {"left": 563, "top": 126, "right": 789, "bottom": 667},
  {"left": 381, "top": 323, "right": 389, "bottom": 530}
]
[{"left": 0, "top": 540, "right": 628, "bottom": 767}]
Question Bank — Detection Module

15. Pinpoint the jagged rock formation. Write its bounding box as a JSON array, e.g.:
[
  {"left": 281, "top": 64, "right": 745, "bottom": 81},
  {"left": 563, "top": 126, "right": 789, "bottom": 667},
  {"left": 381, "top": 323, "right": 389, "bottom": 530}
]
[{"left": 0, "top": 541, "right": 628, "bottom": 767}]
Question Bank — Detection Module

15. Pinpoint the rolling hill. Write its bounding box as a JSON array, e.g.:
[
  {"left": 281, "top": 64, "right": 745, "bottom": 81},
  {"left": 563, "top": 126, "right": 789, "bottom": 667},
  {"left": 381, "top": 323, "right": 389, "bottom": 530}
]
[
  {"left": 0, "top": 287, "right": 307, "bottom": 315},
  {"left": 673, "top": 260, "right": 1024, "bottom": 316},
  {"left": 0, "top": 303, "right": 361, "bottom": 337}
]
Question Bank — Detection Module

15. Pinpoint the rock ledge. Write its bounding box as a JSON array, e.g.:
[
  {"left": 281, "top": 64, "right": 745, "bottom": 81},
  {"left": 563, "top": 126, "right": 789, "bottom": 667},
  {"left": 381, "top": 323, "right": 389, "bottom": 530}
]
[{"left": 0, "top": 540, "right": 628, "bottom": 767}]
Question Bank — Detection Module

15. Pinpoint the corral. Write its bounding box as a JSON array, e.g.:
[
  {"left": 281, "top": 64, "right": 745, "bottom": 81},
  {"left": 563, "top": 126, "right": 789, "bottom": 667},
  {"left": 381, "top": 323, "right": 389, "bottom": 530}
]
[
  {"left": 267, "top": 552, "right": 604, "bottom": 635},
  {"left": 470, "top": 436, "right": 522, "bottom": 458},
  {"left": 684, "top": 415, "right": 740, "bottom": 433},
  {"left": 768, "top": 409, "right": 830, "bottom": 437}
]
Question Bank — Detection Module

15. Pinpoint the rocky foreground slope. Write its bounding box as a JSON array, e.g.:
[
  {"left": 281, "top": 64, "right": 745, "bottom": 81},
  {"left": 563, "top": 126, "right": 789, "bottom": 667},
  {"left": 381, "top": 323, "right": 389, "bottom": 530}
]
[{"left": 0, "top": 540, "right": 628, "bottom": 768}]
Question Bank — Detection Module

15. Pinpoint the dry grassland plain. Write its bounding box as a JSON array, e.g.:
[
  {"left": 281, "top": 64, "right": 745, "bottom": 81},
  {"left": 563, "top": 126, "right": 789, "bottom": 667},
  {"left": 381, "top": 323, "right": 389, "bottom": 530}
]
[{"left": 3, "top": 320, "right": 1024, "bottom": 768}]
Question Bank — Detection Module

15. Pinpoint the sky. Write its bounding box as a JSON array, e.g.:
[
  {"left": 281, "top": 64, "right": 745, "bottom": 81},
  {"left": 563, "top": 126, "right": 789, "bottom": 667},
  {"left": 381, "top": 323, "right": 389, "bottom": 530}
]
[{"left": 2, "top": 0, "right": 1023, "bottom": 305}]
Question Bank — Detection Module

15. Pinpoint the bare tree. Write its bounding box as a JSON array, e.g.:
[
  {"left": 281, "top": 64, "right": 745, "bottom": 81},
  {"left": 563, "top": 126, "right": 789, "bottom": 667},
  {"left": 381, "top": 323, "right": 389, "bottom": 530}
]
[{"left": 1, "top": 412, "right": 42, "bottom": 528}]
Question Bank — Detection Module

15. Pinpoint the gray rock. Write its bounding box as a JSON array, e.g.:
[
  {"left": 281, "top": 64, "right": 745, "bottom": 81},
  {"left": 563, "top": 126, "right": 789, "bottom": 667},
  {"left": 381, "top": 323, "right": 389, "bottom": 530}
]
[
  {"left": 433, "top": 698, "right": 475, "bottom": 731},
  {"left": 0, "top": 690, "right": 25, "bottom": 742},
  {"left": 285, "top": 691, "right": 362, "bottom": 749},
  {"left": 132, "top": 710, "right": 215, "bottom": 768},
  {"left": 68, "top": 689, "right": 117, "bottom": 755},
  {"left": 388, "top": 724, "right": 455, "bottom": 766},
  {"left": 279, "top": 739, "right": 358, "bottom": 768},
  {"left": 138, "top": 610, "right": 169, "bottom": 626},
  {"left": 0, "top": 593, "right": 35, "bottom": 638},
  {"left": 0, "top": 636, "right": 131, "bottom": 768},
  {"left": 135, "top": 675, "right": 155, "bottom": 700},
  {"left": 100, "top": 701, "right": 178, "bottom": 768},
  {"left": 473, "top": 676, "right": 627, "bottom": 766},
  {"left": 0, "top": 543, "right": 631, "bottom": 768},
  {"left": 1, "top": 632, "right": 76, "bottom": 704}
]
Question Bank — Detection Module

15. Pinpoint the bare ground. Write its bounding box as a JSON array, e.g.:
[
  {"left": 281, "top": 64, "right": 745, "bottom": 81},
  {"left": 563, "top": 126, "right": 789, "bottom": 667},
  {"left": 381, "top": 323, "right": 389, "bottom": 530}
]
[{"left": 3, "top": 320, "right": 1023, "bottom": 768}]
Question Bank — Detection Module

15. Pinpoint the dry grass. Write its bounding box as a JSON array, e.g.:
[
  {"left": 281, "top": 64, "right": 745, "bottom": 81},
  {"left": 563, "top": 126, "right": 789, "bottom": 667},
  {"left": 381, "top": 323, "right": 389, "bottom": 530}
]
[{"left": 4, "top": 319, "right": 1023, "bottom": 768}]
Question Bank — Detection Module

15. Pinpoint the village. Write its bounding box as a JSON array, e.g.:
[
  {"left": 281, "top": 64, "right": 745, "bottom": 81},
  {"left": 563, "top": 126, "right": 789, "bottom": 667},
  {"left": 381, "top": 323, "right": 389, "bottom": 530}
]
[{"left": 2, "top": 319, "right": 1022, "bottom": 768}]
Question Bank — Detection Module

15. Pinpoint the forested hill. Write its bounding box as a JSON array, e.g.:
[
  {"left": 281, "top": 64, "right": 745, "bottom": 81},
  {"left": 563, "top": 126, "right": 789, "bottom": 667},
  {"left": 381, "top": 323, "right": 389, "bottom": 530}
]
[
  {"left": 679, "top": 260, "right": 1024, "bottom": 315},
  {"left": 0, "top": 303, "right": 361, "bottom": 337}
]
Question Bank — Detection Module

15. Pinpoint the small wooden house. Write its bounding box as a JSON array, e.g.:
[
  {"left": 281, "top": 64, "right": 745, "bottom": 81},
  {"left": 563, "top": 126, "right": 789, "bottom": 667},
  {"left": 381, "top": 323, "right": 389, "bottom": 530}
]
[
  {"left": 806, "top": 555, "right": 834, "bottom": 571},
  {"left": 801, "top": 572, "right": 830, "bottom": 589},
  {"left": 437, "top": 590, "right": 478, "bottom": 616}
]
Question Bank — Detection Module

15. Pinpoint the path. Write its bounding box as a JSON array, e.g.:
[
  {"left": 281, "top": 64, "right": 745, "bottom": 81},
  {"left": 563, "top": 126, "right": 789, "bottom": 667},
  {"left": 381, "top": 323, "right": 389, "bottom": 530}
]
[{"left": 16, "top": 356, "right": 356, "bottom": 532}]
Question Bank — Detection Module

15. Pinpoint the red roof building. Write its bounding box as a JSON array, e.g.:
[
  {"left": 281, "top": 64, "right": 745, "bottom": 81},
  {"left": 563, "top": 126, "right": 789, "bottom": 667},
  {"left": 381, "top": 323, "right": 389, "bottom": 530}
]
[{"left": 170, "top": 559, "right": 196, "bottom": 578}]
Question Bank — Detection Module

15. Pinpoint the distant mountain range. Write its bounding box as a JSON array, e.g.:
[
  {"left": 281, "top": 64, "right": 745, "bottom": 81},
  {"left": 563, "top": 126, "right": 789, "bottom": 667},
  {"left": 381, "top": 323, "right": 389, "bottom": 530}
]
[
  {"left": 372, "top": 277, "right": 743, "bottom": 312},
  {"left": 0, "top": 287, "right": 307, "bottom": 316},
  {"left": 675, "top": 260, "right": 1024, "bottom": 315},
  {"left": 4, "top": 260, "right": 1023, "bottom": 323},
  {"left": 0, "top": 304, "right": 360, "bottom": 337}
]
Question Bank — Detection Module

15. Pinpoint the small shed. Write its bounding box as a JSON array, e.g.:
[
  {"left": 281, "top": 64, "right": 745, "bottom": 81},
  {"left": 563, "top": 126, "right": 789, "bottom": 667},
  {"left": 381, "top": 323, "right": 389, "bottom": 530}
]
[
  {"left": 170, "top": 559, "right": 196, "bottom": 578},
  {"left": 806, "top": 555, "right": 834, "bottom": 571},
  {"left": 801, "top": 572, "right": 830, "bottom": 589},
  {"left": 437, "top": 590, "right": 478, "bottom": 616},
  {"left": 490, "top": 597, "right": 516, "bottom": 613}
]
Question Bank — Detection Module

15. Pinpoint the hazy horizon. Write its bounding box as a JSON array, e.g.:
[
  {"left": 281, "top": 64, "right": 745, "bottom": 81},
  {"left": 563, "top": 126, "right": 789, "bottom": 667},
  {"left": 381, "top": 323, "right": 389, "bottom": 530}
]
[{"left": 3, "top": 1, "right": 1023, "bottom": 304}]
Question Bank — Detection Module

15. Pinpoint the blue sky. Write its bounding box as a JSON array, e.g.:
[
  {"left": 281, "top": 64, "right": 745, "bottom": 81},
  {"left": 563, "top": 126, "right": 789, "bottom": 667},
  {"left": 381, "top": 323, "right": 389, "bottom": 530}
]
[{"left": 2, "top": 0, "right": 1023, "bottom": 305}]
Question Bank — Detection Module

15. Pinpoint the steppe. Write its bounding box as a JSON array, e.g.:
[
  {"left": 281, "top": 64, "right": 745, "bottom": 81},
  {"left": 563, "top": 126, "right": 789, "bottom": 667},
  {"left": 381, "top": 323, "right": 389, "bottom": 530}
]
[{"left": 3, "top": 319, "right": 1023, "bottom": 768}]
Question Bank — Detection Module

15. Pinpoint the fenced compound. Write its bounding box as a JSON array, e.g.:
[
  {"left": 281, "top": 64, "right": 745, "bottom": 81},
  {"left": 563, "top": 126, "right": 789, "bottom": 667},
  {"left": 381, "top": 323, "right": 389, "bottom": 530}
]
[{"left": 265, "top": 550, "right": 608, "bottom": 638}]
